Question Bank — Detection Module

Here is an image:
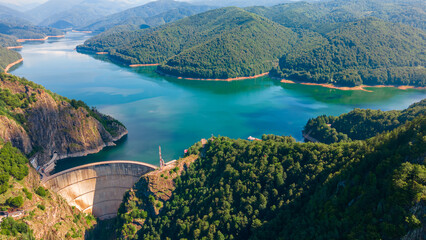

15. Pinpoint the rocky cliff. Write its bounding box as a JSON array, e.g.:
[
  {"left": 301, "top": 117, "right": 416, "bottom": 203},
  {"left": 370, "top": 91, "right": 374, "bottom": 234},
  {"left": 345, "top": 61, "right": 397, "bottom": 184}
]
[{"left": 0, "top": 73, "right": 127, "bottom": 168}]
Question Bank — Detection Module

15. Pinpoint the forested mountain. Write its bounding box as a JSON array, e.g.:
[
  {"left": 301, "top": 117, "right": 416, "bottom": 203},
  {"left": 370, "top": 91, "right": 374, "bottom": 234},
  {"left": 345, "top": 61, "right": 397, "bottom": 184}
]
[
  {"left": 303, "top": 99, "right": 426, "bottom": 144},
  {"left": 0, "top": 47, "right": 21, "bottom": 72},
  {"left": 25, "top": 0, "right": 83, "bottom": 24},
  {"left": 78, "top": 7, "right": 298, "bottom": 79},
  {"left": 246, "top": 0, "right": 426, "bottom": 30},
  {"left": 0, "top": 4, "right": 60, "bottom": 40},
  {"left": 81, "top": 0, "right": 214, "bottom": 32},
  {"left": 188, "top": 0, "right": 290, "bottom": 7},
  {"left": 0, "top": 34, "right": 19, "bottom": 48},
  {"left": 113, "top": 112, "right": 425, "bottom": 239},
  {"left": 0, "top": 3, "right": 32, "bottom": 25},
  {"left": 79, "top": 0, "right": 426, "bottom": 84},
  {"left": 272, "top": 18, "right": 426, "bottom": 87},
  {"left": 0, "top": 19, "right": 64, "bottom": 40}
]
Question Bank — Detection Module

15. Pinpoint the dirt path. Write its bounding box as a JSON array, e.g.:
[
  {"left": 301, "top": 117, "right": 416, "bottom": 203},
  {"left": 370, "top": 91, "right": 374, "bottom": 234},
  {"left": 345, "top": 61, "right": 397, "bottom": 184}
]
[{"left": 4, "top": 58, "right": 23, "bottom": 74}]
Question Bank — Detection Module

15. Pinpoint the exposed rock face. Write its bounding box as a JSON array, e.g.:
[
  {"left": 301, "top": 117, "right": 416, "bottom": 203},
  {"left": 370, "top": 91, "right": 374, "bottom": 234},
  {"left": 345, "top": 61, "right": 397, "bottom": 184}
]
[
  {"left": 401, "top": 201, "right": 425, "bottom": 240},
  {"left": 0, "top": 115, "right": 32, "bottom": 153},
  {"left": 0, "top": 74, "right": 128, "bottom": 167}
]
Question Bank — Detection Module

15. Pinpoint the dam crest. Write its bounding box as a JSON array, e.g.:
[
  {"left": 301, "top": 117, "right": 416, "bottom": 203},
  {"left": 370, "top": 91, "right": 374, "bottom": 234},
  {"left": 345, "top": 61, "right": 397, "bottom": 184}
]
[{"left": 42, "top": 161, "right": 157, "bottom": 219}]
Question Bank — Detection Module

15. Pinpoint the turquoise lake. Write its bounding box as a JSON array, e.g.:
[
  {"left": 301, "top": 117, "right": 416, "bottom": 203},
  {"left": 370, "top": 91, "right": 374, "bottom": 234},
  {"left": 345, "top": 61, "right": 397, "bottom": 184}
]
[{"left": 10, "top": 32, "right": 426, "bottom": 172}]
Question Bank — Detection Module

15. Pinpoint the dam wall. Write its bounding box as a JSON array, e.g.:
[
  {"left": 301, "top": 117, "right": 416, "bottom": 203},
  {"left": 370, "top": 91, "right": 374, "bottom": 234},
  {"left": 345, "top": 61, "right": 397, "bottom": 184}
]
[{"left": 42, "top": 161, "right": 157, "bottom": 219}]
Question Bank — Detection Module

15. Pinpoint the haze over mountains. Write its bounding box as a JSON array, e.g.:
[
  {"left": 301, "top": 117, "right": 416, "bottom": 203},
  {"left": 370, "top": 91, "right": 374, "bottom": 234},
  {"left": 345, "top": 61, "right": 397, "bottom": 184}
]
[
  {"left": 26, "top": 0, "right": 151, "bottom": 28},
  {"left": 80, "top": 0, "right": 215, "bottom": 32}
]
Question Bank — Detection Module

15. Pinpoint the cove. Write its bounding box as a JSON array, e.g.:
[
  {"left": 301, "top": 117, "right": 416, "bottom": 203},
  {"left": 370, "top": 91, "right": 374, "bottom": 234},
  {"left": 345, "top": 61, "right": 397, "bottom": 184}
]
[{"left": 10, "top": 32, "right": 426, "bottom": 172}]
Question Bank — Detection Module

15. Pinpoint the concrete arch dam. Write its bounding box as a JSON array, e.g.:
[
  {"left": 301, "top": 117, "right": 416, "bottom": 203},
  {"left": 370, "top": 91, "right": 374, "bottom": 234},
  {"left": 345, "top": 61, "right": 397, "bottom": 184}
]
[{"left": 42, "top": 161, "right": 157, "bottom": 220}]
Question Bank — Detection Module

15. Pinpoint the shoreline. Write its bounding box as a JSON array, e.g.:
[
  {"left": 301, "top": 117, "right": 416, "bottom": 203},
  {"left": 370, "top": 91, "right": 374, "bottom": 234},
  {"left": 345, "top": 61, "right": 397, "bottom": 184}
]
[
  {"left": 6, "top": 46, "right": 23, "bottom": 49},
  {"left": 157, "top": 70, "right": 269, "bottom": 81},
  {"left": 4, "top": 58, "right": 24, "bottom": 74},
  {"left": 72, "top": 30, "right": 93, "bottom": 33},
  {"left": 280, "top": 79, "right": 426, "bottom": 92},
  {"left": 130, "top": 63, "right": 160, "bottom": 67},
  {"left": 79, "top": 49, "right": 424, "bottom": 87},
  {"left": 17, "top": 35, "right": 65, "bottom": 43},
  {"left": 88, "top": 53, "right": 268, "bottom": 81}
]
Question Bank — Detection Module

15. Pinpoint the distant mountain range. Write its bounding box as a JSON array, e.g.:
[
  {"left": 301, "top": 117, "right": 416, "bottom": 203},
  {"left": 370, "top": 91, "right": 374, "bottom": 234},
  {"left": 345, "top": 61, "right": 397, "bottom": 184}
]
[
  {"left": 80, "top": 0, "right": 215, "bottom": 32},
  {"left": 0, "top": 3, "right": 34, "bottom": 24},
  {"left": 26, "top": 0, "right": 138, "bottom": 28}
]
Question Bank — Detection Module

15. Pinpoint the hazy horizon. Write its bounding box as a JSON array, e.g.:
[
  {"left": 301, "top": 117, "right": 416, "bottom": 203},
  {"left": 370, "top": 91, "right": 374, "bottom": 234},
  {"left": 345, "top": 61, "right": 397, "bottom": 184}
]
[{"left": 0, "top": 0, "right": 300, "bottom": 11}]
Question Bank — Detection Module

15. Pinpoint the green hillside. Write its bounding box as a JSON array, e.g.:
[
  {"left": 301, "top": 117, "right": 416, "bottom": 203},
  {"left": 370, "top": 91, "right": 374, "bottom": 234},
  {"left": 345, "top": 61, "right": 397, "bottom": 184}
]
[
  {"left": 0, "top": 47, "right": 21, "bottom": 72},
  {"left": 272, "top": 18, "right": 426, "bottom": 87},
  {"left": 115, "top": 113, "right": 425, "bottom": 239},
  {"left": 78, "top": 7, "right": 297, "bottom": 79},
  {"left": 0, "top": 33, "right": 20, "bottom": 47},
  {"left": 0, "top": 20, "right": 63, "bottom": 40},
  {"left": 78, "top": 1, "right": 425, "bottom": 83},
  {"left": 303, "top": 99, "right": 426, "bottom": 144},
  {"left": 254, "top": 116, "right": 425, "bottom": 239},
  {"left": 246, "top": 0, "right": 426, "bottom": 31}
]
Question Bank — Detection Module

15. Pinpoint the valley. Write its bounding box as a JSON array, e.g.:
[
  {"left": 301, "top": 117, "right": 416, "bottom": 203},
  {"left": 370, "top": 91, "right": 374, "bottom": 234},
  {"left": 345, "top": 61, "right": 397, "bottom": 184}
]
[
  {"left": 0, "top": 0, "right": 424, "bottom": 239},
  {"left": 10, "top": 32, "right": 425, "bottom": 172}
]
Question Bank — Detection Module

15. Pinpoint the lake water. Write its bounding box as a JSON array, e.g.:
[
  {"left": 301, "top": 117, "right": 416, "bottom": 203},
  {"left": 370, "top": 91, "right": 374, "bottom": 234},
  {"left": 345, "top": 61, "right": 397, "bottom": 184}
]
[{"left": 10, "top": 32, "right": 426, "bottom": 172}]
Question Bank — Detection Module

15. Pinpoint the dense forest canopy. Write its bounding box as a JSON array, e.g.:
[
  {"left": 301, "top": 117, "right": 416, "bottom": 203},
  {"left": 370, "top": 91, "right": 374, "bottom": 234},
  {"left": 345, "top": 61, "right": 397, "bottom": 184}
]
[
  {"left": 246, "top": 0, "right": 426, "bottom": 31},
  {"left": 79, "top": 0, "right": 426, "bottom": 85},
  {"left": 0, "top": 33, "right": 20, "bottom": 48},
  {"left": 0, "top": 142, "right": 29, "bottom": 194},
  {"left": 114, "top": 114, "right": 425, "bottom": 240},
  {"left": 0, "top": 47, "right": 21, "bottom": 72},
  {"left": 303, "top": 98, "right": 426, "bottom": 144},
  {"left": 271, "top": 18, "right": 426, "bottom": 86},
  {"left": 78, "top": 7, "right": 298, "bottom": 79},
  {"left": 0, "top": 19, "right": 63, "bottom": 40}
]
